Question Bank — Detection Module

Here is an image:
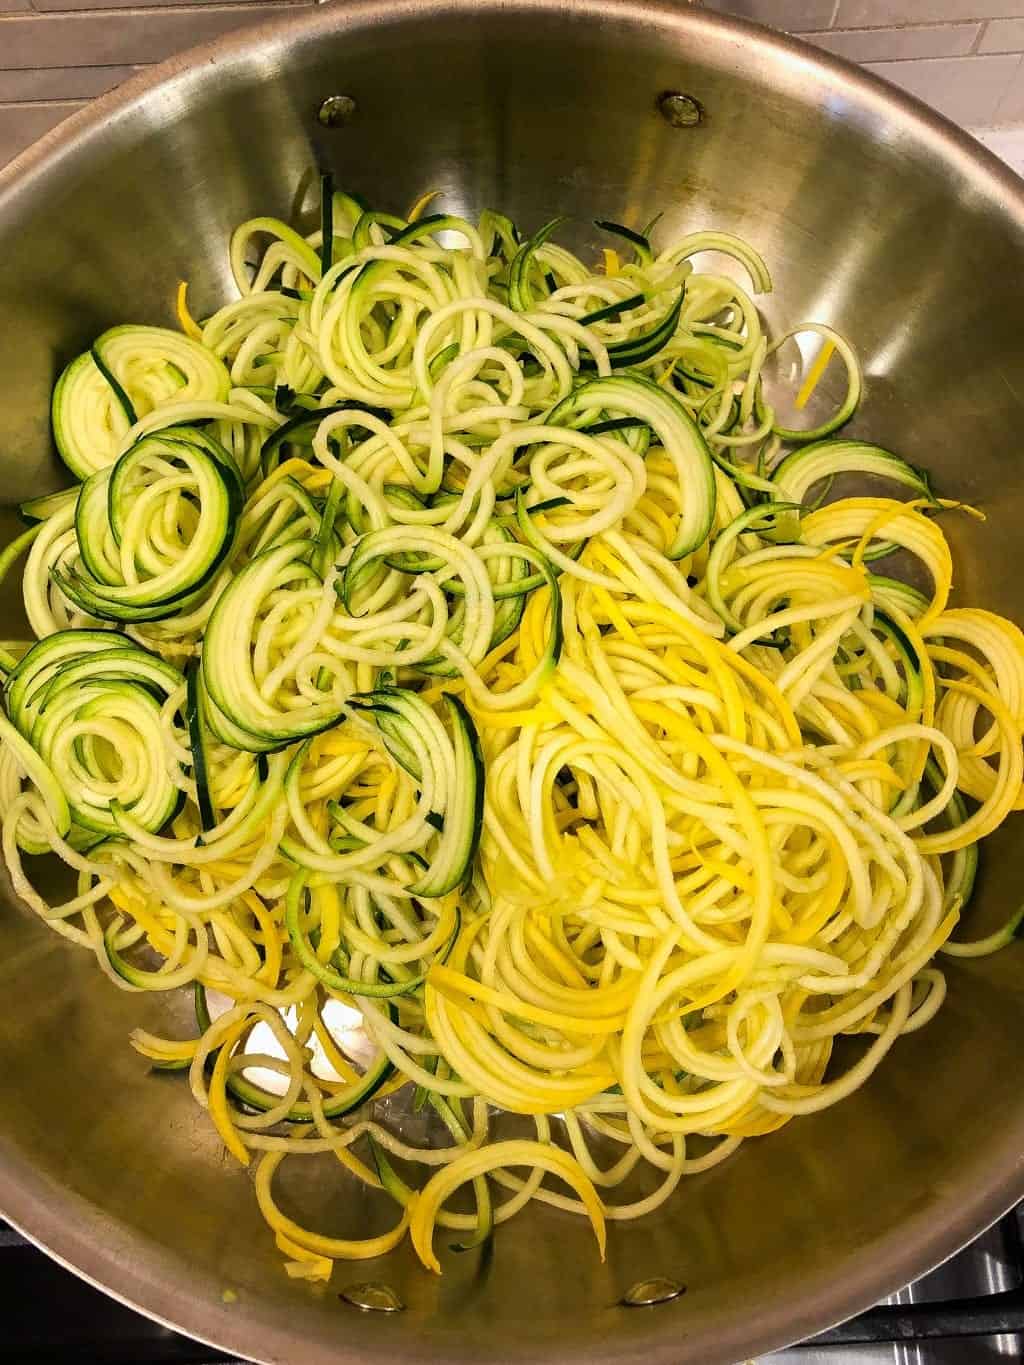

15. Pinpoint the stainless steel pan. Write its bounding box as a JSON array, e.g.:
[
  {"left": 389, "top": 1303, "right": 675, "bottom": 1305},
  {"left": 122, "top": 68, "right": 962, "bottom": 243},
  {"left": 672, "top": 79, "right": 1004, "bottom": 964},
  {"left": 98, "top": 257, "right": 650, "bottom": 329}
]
[{"left": 1, "top": 3, "right": 1024, "bottom": 1361}]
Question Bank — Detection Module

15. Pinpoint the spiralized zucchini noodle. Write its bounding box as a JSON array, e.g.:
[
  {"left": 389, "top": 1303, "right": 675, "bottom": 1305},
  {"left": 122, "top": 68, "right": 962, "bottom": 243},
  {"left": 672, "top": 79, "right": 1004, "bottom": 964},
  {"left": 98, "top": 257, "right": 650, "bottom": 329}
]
[{"left": 2, "top": 181, "right": 1022, "bottom": 1280}]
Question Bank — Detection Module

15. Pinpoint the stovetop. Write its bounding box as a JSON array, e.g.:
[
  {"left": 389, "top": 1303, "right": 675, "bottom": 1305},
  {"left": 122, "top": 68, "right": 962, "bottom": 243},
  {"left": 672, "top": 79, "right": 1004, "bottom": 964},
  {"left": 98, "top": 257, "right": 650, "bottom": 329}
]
[
  {"left": 767, "top": 1212, "right": 1024, "bottom": 1364},
  {"left": 4, "top": 1210, "right": 1024, "bottom": 1364}
]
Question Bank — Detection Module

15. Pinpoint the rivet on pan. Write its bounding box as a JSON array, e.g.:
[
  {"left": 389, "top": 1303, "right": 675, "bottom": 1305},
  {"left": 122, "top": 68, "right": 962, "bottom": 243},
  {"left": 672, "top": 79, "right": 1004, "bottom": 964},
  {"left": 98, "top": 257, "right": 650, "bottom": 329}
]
[
  {"left": 621, "top": 1276, "right": 687, "bottom": 1307},
  {"left": 339, "top": 1282, "right": 405, "bottom": 1313},
  {"left": 657, "top": 92, "right": 704, "bottom": 128},
  {"left": 317, "top": 94, "right": 358, "bottom": 129}
]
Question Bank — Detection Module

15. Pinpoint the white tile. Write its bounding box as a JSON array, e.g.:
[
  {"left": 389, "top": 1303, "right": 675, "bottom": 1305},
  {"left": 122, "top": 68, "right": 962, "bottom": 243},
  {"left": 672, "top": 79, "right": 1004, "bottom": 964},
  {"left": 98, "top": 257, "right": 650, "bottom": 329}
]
[
  {"left": 840, "top": 0, "right": 1024, "bottom": 24},
  {"left": 808, "top": 22, "right": 981, "bottom": 62},
  {"left": 702, "top": 0, "right": 838, "bottom": 33},
  {"left": 972, "top": 123, "right": 1024, "bottom": 173},
  {"left": 0, "top": 4, "right": 311, "bottom": 67},
  {"left": 32, "top": 0, "right": 304, "bottom": 10},
  {"left": 864, "top": 53, "right": 1020, "bottom": 125},
  {"left": 0, "top": 101, "right": 84, "bottom": 167},
  {"left": 0, "top": 65, "right": 140, "bottom": 102},
  {"left": 979, "top": 17, "right": 1024, "bottom": 53},
  {"left": 991, "top": 53, "right": 1024, "bottom": 120}
]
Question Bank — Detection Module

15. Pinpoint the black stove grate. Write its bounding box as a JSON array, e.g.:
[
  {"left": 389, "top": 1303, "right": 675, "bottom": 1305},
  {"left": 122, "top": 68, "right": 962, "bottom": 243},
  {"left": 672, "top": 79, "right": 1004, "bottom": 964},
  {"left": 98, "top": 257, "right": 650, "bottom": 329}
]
[{"left": 813, "top": 1291, "right": 1024, "bottom": 1347}]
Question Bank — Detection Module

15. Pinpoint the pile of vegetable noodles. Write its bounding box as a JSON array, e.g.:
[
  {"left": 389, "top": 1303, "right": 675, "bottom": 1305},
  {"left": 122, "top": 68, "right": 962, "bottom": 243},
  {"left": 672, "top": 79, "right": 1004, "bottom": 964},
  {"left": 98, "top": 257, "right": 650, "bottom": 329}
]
[{"left": 2, "top": 180, "right": 1023, "bottom": 1282}]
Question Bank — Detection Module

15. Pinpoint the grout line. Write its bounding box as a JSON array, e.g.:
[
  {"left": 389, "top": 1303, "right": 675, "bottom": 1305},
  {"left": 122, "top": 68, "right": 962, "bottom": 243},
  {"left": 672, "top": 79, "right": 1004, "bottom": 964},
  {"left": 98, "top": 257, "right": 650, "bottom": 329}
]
[
  {"left": 864, "top": 52, "right": 1024, "bottom": 65},
  {"left": 0, "top": 98, "right": 85, "bottom": 108},
  {"left": 991, "top": 51, "right": 1024, "bottom": 124},
  {"left": 0, "top": 61, "right": 149, "bottom": 70},
  {"left": 825, "top": 19, "right": 991, "bottom": 36},
  {"left": 1, "top": 0, "right": 310, "bottom": 18}
]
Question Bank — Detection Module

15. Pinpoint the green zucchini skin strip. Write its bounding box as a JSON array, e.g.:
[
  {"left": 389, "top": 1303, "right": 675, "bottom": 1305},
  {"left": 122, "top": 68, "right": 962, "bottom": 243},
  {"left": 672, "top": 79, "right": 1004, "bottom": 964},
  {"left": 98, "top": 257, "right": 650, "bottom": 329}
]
[
  {"left": 594, "top": 219, "right": 653, "bottom": 265},
  {"left": 921, "top": 756, "right": 977, "bottom": 909},
  {"left": 427, "top": 1092, "right": 493, "bottom": 1251},
  {"left": 352, "top": 210, "right": 406, "bottom": 250},
  {"left": 19, "top": 487, "right": 78, "bottom": 524},
  {"left": 579, "top": 289, "right": 685, "bottom": 371},
  {"left": 479, "top": 209, "right": 520, "bottom": 261},
  {"left": 57, "top": 428, "right": 244, "bottom": 623},
  {"left": 347, "top": 688, "right": 484, "bottom": 896},
  {"left": 201, "top": 539, "right": 347, "bottom": 749},
  {"left": 185, "top": 661, "right": 217, "bottom": 834},
  {"left": 52, "top": 325, "right": 230, "bottom": 480},
  {"left": 0, "top": 704, "right": 70, "bottom": 845},
  {"left": 704, "top": 501, "right": 803, "bottom": 635},
  {"left": 547, "top": 371, "right": 716, "bottom": 558},
  {"left": 4, "top": 629, "right": 185, "bottom": 838},
  {"left": 368, "top": 1094, "right": 491, "bottom": 1249},
  {"left": 769, "top": 329, "right": 862, "bottom": 443},
  {"left": 320, "top": 171, "right": 335, "bottom": 276},
  {"left": 260, "top": 401, "right": 389, "bottom": 475},
  {"left": 773, "top": 439, "right": 936, "bottom": 505},
  {"left": 285, "top": 868, "right": 461, "bottom": 996},
  {"left": 873, "top": 610, "right": 924, "bottom": 718},
  {"left": 90, "top": 342, "right": 138, "bottom": 427},
  {"left": 578, "top": 293, "right": 645, "bottom": 327},
  {"left": 508, "top": 216, "right": 569, "bottom": 311},
  {"left": 218, "top": 969, "right": 398, "bottom": 1121},
  {"left": 391, "top": 214, "right": 478, "bottom": 249},
  {"left": 225, "top": 1050, "right": 394, "bottom": 1122},
  {"left": 0, "top": 525, "right": 43, "bottom": 607},
  {"left": 148, "top": 981, "right": 213, "bottom": 1072}
]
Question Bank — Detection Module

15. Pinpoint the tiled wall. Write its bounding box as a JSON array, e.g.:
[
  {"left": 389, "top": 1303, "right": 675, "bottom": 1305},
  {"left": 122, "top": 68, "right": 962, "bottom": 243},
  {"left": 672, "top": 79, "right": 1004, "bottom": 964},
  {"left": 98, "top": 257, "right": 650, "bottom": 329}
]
[
  {"left": 3, "top": 0, "right": 1024, "bottom": 171},
  {"left": 0, "top": 0, "right": 314, "bottom": 167},
  {"left": 704, "top": 0, "right": 1024, "bottom": 126}
]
